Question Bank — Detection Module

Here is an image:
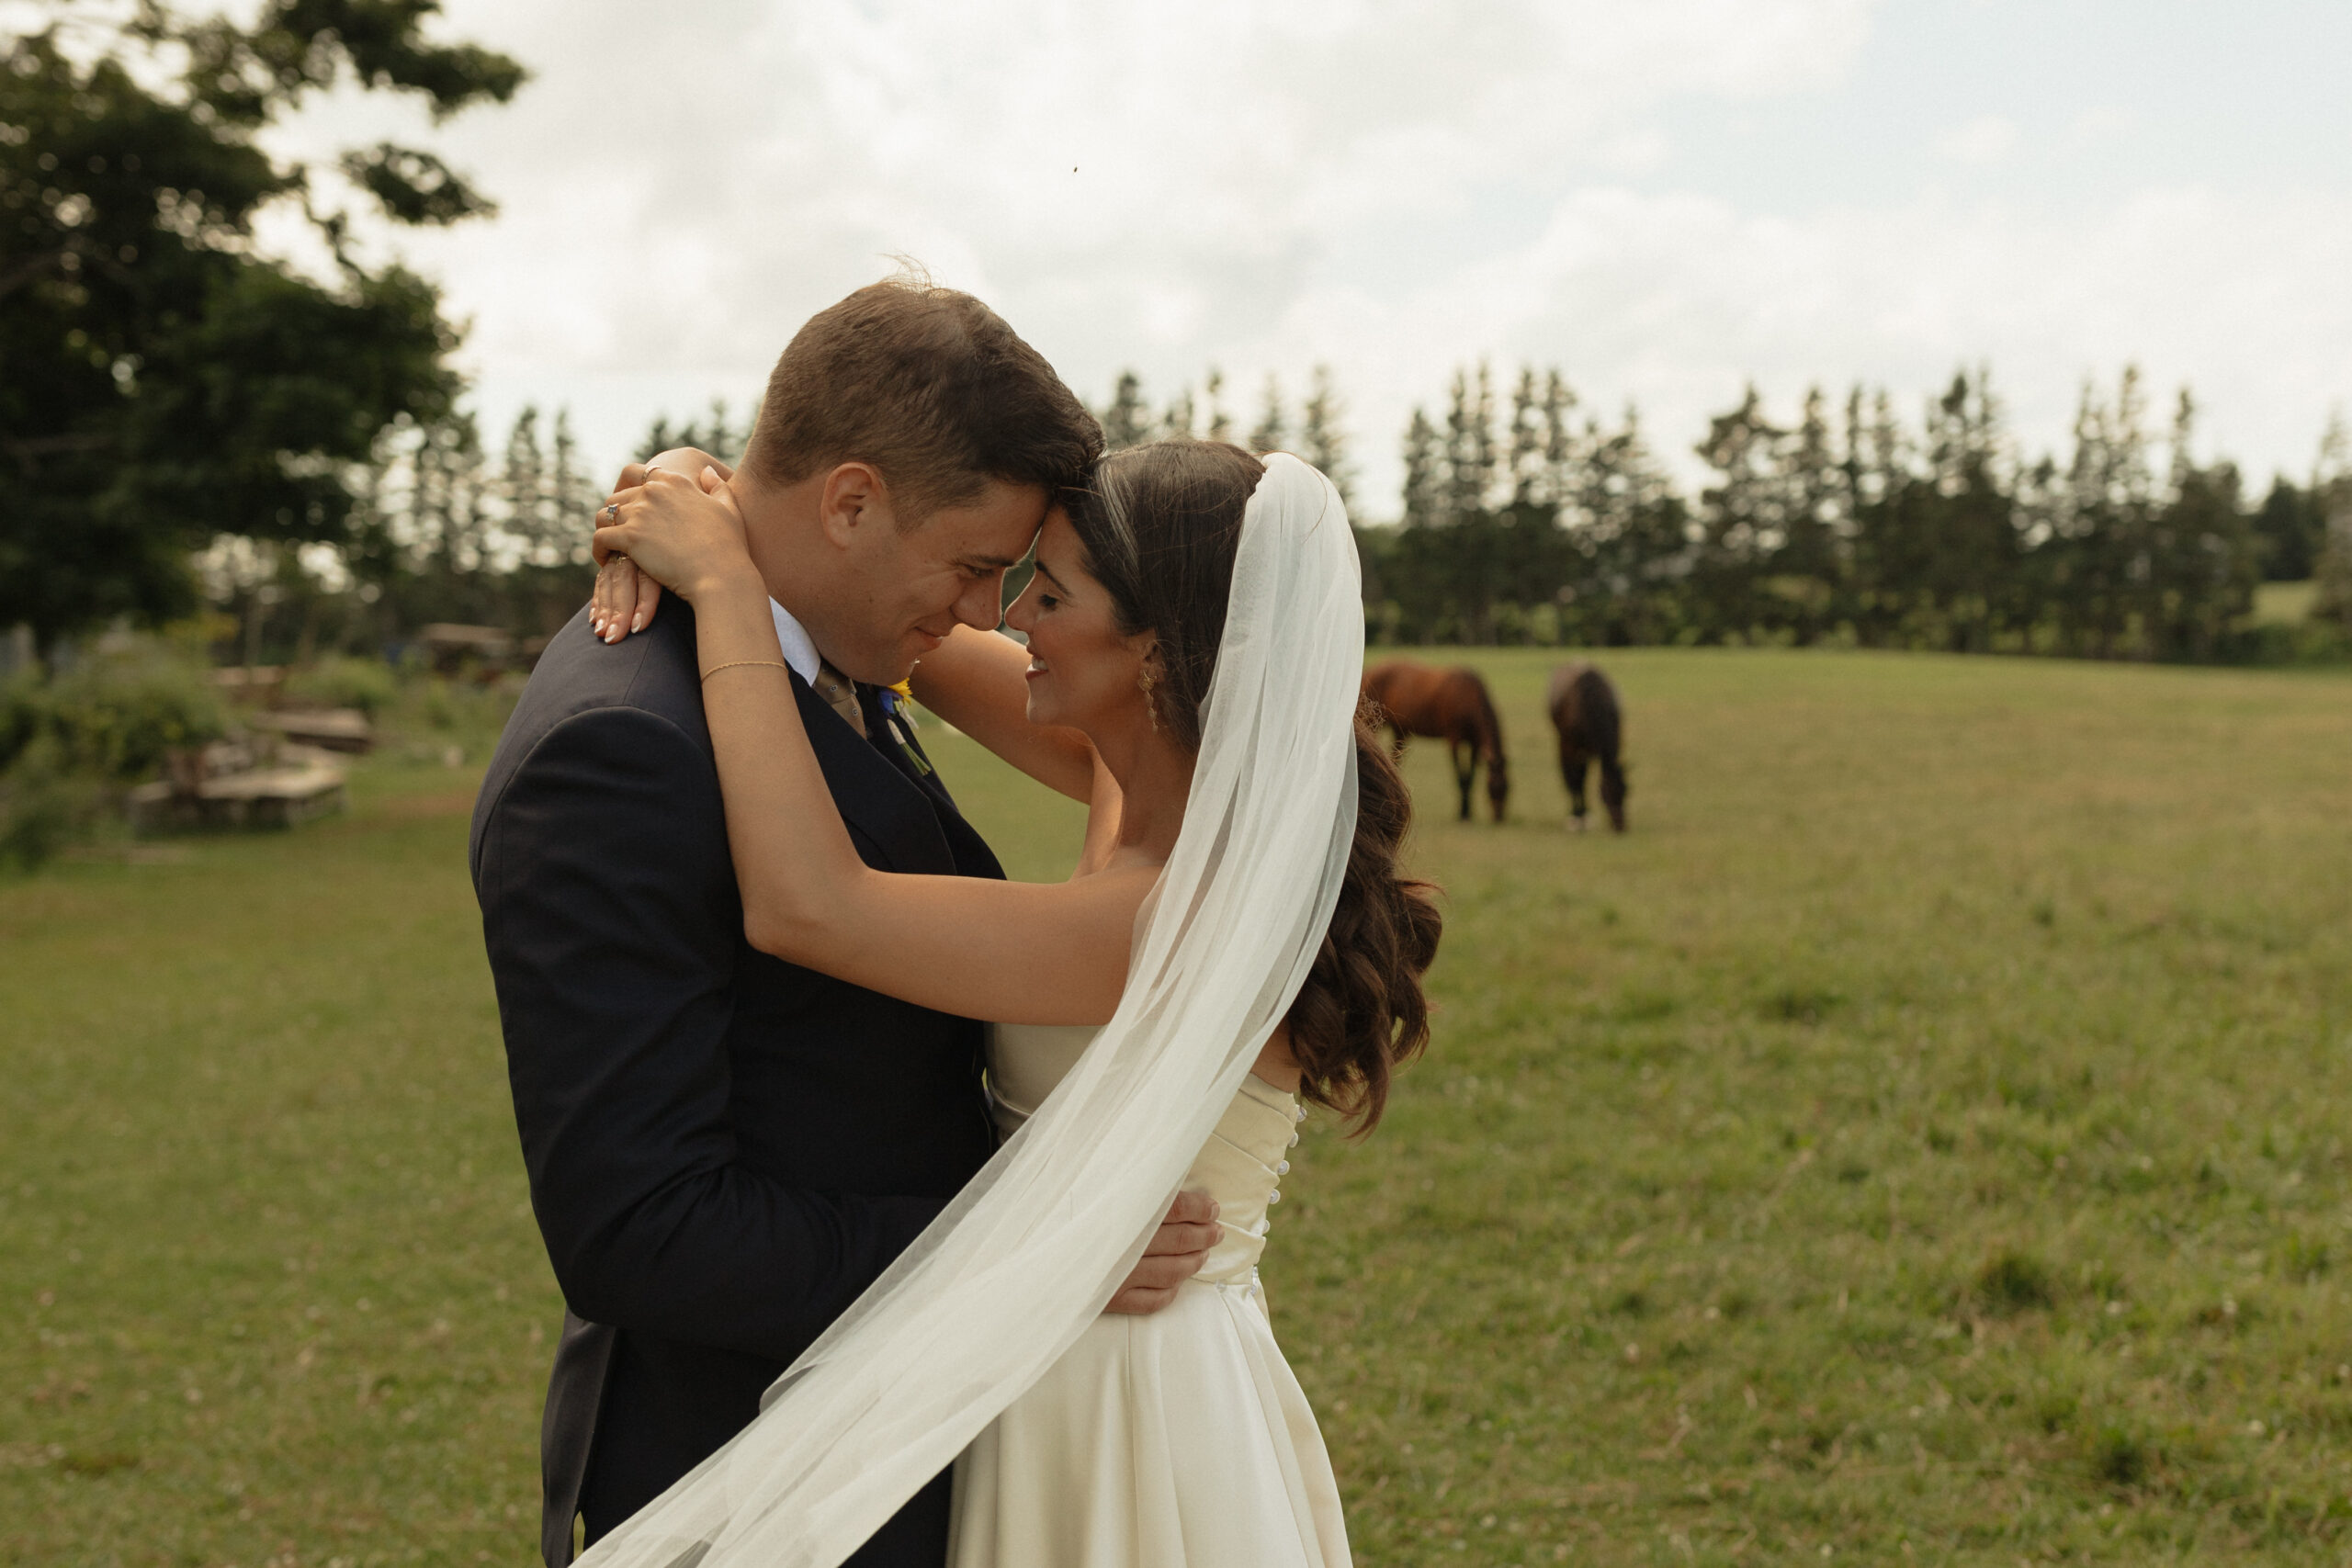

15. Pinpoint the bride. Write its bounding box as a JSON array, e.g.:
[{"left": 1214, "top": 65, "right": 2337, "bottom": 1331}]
[{"left": 584, "top": 441, "right": 1441, "bottom": 1567}]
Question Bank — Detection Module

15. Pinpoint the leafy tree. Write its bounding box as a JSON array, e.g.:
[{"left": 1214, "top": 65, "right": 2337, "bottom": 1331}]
[
  {"left": 1159, "top": 385, "right": 1196, "bottom": 442},
  {"left": 635, "top": 398, "right": 750, "bottom": 465},
  {"left": 2148, "top": 390, "right": 2255, "bottom": 660},
  {"left": 1247, "top": 373, "right": 1286, "bottom": 456},
  {"left": 1568, "top": 404, "right": 1688, "bottom": 646},
  {"left": 1296, "top": 364, "right": 1352, "bottom": 512},
  {"left": 3, "top": 1, "right": 524, "bottom": 650},
  {"left": 1690, "top": 384, "right": 1783, "bottom": 638},
  {"left": 2252, "top": 478, "right": 2323, "bottom": 581},
  {"left": 1774, "top": 387, "right": 1846, "bottom": 643},
  {"left": 1538, "top": 370, "right": 1579, "bottom": 513},
  {"left": 1920, "top": 368, "right": 2019, "bottom": 653},
  {"left": 1201, "top": 367, "right": 1230, "bottom": 444},
  {"left": 2312, "top": 416, "right": 2352, "bottom": 631},
  {"left": 1099, "top": 370, "right": 1152, "bottom": 451},
  {"left": 1399, "top": 407, "right": 1442, "bottom": 529}
]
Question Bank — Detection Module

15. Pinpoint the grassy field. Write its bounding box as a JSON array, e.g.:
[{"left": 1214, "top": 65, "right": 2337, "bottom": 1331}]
[{"left": 3, "top": 649, "right": 2350, "bottom": 1565}]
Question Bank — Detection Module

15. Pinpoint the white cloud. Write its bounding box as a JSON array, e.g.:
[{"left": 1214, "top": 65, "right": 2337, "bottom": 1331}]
[
  {"left": 1934, "top": 114, "right": 2021, "bottom": 166},
  {"left": 1307, "top": 182, "right": 2352, "bottom": 495},
  {"left": 256, "top": 0, "right": 2350, "bottom": 512}
]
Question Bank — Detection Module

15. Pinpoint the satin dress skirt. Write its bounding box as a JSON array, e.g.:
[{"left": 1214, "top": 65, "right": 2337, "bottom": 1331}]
[{"left": 950, "top": 1036, "right": 1350, "bottom": 1568}]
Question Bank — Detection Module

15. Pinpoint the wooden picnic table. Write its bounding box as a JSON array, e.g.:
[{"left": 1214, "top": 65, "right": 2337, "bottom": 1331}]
[
  {"left": 248, "top": 708, "right": 376, "bottom": 753},
  {"left": 128, "top": 761, "right": 348, "bottom": 833}
]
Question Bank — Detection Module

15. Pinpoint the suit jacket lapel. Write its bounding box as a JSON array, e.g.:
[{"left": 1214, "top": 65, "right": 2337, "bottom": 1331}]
[
  {"left": 791, "top": 672, "right": 957, "bottom": 876},
  {"left": 858, "top": 684, "right": 1006, "bottom": 883}
]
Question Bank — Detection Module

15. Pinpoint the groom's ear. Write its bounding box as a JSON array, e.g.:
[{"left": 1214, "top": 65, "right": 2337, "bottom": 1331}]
[{"left": 815, "top": 461, "right": 899, "bottom": 547}]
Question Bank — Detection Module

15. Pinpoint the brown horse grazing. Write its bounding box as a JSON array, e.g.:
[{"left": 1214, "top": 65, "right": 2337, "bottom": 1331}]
[
  {"left": 1547, "top": 661, "right": 1628, "bottom": 832},
  {"left": 1361, "top": 660, "right": 1509, "bottom": 822}
]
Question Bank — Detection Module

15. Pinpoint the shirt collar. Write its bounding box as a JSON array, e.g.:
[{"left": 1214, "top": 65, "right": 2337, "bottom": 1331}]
[{"left": 767, "top": 598, "right": 822, "bottom": 685}]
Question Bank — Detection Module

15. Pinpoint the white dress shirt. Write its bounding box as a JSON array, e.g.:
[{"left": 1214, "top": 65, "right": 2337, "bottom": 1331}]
[{"left": 767, "top": 598, "right": 822, "bottom": 685}]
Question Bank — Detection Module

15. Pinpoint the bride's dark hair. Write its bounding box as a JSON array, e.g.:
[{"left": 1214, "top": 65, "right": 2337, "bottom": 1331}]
[{"left": 1060, "top": 440, "right": 1442, "bottom": 1132}]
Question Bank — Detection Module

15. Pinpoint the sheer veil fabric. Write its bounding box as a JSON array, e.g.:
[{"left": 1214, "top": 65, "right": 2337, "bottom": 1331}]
[{"left": 582, "top": 454, "right": 1366, "bottom": 1568}]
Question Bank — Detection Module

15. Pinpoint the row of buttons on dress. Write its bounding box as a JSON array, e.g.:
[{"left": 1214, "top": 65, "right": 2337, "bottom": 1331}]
[{"left": 1269, "top": 1101, "right": 1306, "bottom": 1205}]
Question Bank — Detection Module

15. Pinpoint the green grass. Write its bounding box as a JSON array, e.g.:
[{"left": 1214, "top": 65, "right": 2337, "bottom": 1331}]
[{"left": 4, "top": 649, "right": 2350, "bottom": 1564}]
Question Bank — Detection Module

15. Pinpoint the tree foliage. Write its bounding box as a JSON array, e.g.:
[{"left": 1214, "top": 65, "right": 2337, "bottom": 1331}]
[
  {"left": 1362, "top": 361, "right": 2295, "bottom": 662},
  {"left": 3, "top": 0, "right": 523, "bottom": 647}
]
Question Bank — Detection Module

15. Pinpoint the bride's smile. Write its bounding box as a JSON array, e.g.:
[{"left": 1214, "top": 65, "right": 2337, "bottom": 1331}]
[{"left": 1000, "top": 509, "right": 1158, "bottom": 740}]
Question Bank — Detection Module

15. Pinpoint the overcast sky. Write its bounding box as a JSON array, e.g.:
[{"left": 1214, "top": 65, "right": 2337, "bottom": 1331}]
[{"left": 268, "top": 0, "right": 2352, "bottom": 516}]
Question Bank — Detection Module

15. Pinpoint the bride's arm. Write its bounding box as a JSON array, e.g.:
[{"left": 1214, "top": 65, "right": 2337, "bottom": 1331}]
[
  {"left": 597, "top": 469, "right": 1153, "bottom": 1027},
  {"left": 592, "top": 451, "right": 1100, "bottom": 803},
  {"left": 906, "top": 626, "right": 1097, "bottom": 803}
]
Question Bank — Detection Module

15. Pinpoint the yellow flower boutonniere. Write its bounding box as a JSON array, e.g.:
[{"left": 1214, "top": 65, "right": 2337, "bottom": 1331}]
[{"left": 878, "top": 680, "right": 933, "bottom": 776}]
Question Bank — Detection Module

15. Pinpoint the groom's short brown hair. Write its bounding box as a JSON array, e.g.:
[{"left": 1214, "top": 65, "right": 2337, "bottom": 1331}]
[{"left": 741, "top": 275, "right": 1102, "bottom": 521}]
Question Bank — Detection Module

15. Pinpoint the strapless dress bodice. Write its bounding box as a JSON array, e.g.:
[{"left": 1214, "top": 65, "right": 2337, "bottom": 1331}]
[{"left": 989, "top": 1023, "right": 1302, "bottom": 1289}]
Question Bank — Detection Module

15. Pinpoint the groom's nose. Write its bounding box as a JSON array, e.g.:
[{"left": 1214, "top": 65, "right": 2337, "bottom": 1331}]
[{"left": 951, "top": 571, "right": 1005, "bottom": 632}]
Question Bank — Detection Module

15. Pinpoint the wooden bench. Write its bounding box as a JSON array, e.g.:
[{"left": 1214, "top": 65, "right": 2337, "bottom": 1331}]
[
  {"left": 128, "top": 761, "right": 348, "bottom": 833},
  {"left": 248, "top": 708, "right": 376, "bottom": 754}
]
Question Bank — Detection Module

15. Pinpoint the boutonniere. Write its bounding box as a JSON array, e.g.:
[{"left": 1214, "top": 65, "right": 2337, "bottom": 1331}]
[{"left": 877, "top": 682, "right": 933, "bottom": 776}]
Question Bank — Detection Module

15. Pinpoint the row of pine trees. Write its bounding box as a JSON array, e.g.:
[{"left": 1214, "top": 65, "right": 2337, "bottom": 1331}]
[
  {"left": 1111, "top": 363, "right": 2352, "bottom": 662},
  {"left": 203, "top": 403, "right": 633, "bottom": 666},
  {"left": 219, "top": 367, "right": 2348, "bottom": 668}
]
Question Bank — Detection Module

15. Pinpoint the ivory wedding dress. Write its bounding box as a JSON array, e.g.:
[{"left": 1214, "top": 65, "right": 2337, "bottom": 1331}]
[{"left": 949, "top": 1023, "right": 1351, "bottom": 1568}]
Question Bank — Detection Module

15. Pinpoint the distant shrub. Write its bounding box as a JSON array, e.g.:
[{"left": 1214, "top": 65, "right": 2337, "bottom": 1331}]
[
  {"left": 0, "top": 737, "right": 99, "bottom": 871},
  {"left": 2229, "top": 617, "right": 2352, "bottom": 666},
  {"left": 43, "top": 645, "right": 228, "bottom": 780},
  {"left": 0, "top": 671, "right": 45, "bottom": 771},
  {"left": 0, "top": 639, "right": 226, "bottom": 871},
  {"left": 283, "top": 656, "right": 398, "bottom": 717}
]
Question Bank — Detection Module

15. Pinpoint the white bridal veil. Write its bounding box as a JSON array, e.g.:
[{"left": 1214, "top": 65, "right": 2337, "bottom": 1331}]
[{"left": 583, "top": 452, "right": 1366, "bottom": 1568}]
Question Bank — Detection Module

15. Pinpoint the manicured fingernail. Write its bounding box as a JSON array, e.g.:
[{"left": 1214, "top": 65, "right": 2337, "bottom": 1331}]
[{"left": 631, "top": 613, "right": 646, "bottom": 633}]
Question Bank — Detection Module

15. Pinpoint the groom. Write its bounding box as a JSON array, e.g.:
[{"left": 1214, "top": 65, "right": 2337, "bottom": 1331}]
[{"left": 470, "top": 278, "right": 1217, "bottom": 1567}]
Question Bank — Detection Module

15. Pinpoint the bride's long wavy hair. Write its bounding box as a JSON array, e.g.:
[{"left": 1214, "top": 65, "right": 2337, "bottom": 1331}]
[{"left": 1061, "top": 440, "right": 1442, "bottom": 1132}]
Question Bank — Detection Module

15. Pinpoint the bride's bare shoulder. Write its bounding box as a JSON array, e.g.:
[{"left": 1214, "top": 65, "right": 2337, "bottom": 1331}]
[{"left": 1252, "top": 1021, "right": 1303, "bottom": 1093}]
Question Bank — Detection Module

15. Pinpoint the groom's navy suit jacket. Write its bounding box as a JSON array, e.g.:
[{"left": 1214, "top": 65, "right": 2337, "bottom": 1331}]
[{"left": 469, "top": 604, "right": 1001, "bottom": 1566}]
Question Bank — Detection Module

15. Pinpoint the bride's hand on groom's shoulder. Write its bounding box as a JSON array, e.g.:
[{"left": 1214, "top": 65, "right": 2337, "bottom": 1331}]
[
  {"left": 590, "top": 552, "right": 655, "bottom": 643},
  {"left": 588, "top": 448, "right": 736, "bottom": 642},
  {"left": 592, "top": 462, "right": 760, "bottom": 617}
]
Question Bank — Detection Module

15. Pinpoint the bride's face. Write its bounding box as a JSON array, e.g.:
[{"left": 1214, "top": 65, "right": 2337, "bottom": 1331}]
[{"left": 1002, "top": 509, "right": 1154, "bottom": 739}]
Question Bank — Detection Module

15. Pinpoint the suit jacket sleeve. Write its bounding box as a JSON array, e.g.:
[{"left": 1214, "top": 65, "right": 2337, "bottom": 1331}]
[{"left": 475, "top": 703, "right": 941, "bottom": 1363}]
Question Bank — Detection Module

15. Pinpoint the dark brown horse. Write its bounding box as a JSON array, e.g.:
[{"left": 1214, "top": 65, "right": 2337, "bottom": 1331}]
[
  {"left": 1547, "top": 661, "right": 1628, "bottom": 831},
  {"left": 1361, "top": 660, "right": 1509, "bottom": 822}
]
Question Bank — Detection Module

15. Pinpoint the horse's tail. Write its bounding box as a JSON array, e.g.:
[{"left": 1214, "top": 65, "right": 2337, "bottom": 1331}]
[
  {"left": 1466, "top": 671, "right": 1505, "bottom": 761},
  {"left": 1579, "top": 669, "right": 1622, "bottom": 761}
]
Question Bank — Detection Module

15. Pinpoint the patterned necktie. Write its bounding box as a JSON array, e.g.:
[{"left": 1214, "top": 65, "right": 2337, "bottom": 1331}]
[{"left": 808, "top": 660, "right": 866, "bottom": 739}]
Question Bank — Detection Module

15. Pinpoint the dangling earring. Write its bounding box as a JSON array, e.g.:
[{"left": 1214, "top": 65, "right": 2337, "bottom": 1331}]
[{"left": 1136, "top": 660, "right": 1163, "bottom": 733}]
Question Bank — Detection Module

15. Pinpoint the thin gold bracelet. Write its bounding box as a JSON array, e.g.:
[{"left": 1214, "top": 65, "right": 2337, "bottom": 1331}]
[{"left": 700, "top": 660, "right": 792, "bottom": 683}]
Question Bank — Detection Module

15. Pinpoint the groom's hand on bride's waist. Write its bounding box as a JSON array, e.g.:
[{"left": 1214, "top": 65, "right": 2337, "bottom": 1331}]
[{"left": 1103, "top": 1190, "right": 1222, "bottom": 1316}]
